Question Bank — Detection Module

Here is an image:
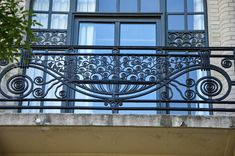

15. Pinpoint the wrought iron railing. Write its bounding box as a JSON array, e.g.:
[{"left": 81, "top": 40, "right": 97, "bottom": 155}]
[{"left": 0, "top": 46, "right": 235, "bottom": 113}]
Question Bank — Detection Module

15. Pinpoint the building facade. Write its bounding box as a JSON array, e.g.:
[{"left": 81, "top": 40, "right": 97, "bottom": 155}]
[{"left": 0, "top": 0, "right": 234, "bottom": 155}]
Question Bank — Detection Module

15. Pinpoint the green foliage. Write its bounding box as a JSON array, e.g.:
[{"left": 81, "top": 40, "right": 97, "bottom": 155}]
[{"left": 0, "top": 0, "right": 40, "bottom": 62}]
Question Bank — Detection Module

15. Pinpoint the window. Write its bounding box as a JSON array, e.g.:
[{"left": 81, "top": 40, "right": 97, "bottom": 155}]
[
  {"left": 166, "top": 0, "right": 208, "bottom": 115},
  {"left": 29, "top": 0, "right": 208, "bottom": 114},
  {"left": 167, "top": 0, "right": 205, "bottom": 31},
  {"left": 77, "top": 20, "right": 159, "bottom": 47},
  {"left": 32, "top": 0, "right": 70, "bottom": 30},
  {"left": 76, "top": 0, "right": 160, "bottom": 12}
]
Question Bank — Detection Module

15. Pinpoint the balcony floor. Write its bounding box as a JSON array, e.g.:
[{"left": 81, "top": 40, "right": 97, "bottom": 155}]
[{"left": 0, "top": 114, "right": 234, "bottom": 156}]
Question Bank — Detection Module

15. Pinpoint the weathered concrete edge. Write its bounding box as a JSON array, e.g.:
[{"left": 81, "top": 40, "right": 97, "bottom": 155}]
[{"left": 0, "top": 114, "right": 234, "bottom": 128}]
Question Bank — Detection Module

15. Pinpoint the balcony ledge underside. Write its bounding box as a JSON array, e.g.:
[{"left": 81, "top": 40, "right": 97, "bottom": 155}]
[{"left": 0, "top": 114, "right": 234, "bottom": 156}]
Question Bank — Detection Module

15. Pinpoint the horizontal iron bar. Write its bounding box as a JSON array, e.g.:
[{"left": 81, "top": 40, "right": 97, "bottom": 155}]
[
  {"left": 0, "top": 106, "right": 234, "bottom": 112},
  {"left": 1, "top": 99, "right": 235, "bottom": 104},
  {"left": 29, "top": 45, "right": 235, "bottom": 51},
  {"left": 69, "top": 80, "right": 156, "bottom": 85},
  {"left": 12, "top": 52, "right": 235, "bottom": 59},
  {"left": 29, "top": 52, "right": 234, "bottom": 58}
]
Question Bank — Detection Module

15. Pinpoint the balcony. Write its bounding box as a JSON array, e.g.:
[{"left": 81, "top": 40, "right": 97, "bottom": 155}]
[
  {"left": 0, "top": 46, "right": 235, "bottom": 156},
  {"left": 0, "top": 45, "right": 235, "bottom": 114}
]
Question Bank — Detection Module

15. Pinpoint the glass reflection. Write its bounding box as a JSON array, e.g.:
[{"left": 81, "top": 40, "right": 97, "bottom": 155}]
[
  {"left": 120, "top": 24, "right": 156, "bottom": 46},
  {"left": 168, "top": 15, "right": 185, "bottom": 30},
  {"left": 79, "top": 23, "right": 115, "bottom": 46},
  {"left": 99, "top": 0, "right": 116, "bottom": 12},
  {"left": 120, "top": 0, "right": 138, "bottom": 12},
  {"left": 187, "top": 0, "right": 204, "bottom": 12},
  {"left": 188, "top": 15, "right": 205, "bottom": 30},
  {"left": 167, "top": 0, "right": 184, "bottom": 12},
  {"left": 32, "top": 14, "right": 48, "bottom": 29},
  {"left": 141, "top": 0, "right": 160, "bottom": 12}
]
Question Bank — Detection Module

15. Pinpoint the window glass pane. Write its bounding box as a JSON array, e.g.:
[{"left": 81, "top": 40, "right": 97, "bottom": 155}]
[
  {"left": 32, "top": 14, "right": 48, "bottom": 29},
  {"left": 52, "top": 0, "right": 70, "bottom": 11},
  {"left": 120, "top": 0, "right": 138, "bottom": 12},
  {"left": 79, "top": 23, "right": 115, "bottom": 45},
  {"left": 51, "top": 14, "right": 68, "bottom": 29},
  {"left": 77, "top": 0, "right": 96, "bottom": 12},
  {"left": 188, "top": 15, "right": 205, "bottom": 30},
  {"left": 187, "top": 0, "right": 204, "bottom": 12},
  {"left": 120, "top": 24, "right": 156, "bottom": 46},
  {"left": 167, "top": 0, "right": 184, "bottom": 12},
  {"left": 168, "top": 15, "right": 185, "bottom": 30},
  {"left": 99, "top": 0, "right": 116, "bottom": 12},
  {"left": 141, "top": 0, "right": 160, "bottom": 12},
  {"left": 33, "top": 0, "right": 49, "bottom": 11}
]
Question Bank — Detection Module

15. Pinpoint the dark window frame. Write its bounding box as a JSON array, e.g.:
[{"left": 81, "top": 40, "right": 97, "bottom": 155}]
[{"left": 74, "top": 17, "right": 161, "bottom": 46}]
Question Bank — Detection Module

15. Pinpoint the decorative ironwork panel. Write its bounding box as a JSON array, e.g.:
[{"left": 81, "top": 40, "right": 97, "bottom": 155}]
[
  {"left": 0, "top": 47, "right": 234, "bottom": 107},
  {"left": 168, "top": 31, "right": 206, "bottom": 47},
  {"left": 33, "top": 31, "right": 67, "bottom": 45}
]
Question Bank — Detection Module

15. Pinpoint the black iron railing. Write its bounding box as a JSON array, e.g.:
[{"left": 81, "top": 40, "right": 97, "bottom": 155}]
[{"left": 0, "top": 46, "right": 235, "bottom": 113}]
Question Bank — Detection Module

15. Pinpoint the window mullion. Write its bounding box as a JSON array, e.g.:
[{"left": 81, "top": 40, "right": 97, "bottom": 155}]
[
  {"left": 48, "top": 0, "right": 53, "bottom": 29},
  {"left": 115, "top": 21, "right": 121, "bottom": 47},
  {"left": 137, "top": 0, "right": 141, "bottom": 12}
]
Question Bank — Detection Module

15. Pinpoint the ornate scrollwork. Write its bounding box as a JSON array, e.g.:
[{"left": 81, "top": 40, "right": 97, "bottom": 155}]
[
  {"left": 34, "top": 76, "right": 44, "bottom": 85},
  {"left": 221, "top": 58, "right": 232, "bottom": 68},
  {"left": 186, "top": 78, "right": 195, "bottom": 87},
  {"left": 28, "top": 54, "right": 202, "bottom": 100},
  {"left": 0, "top": 60, "right": 9, "bottom": 66},
  {"left": 160, "top": 88, "right": 173, "bottom": 100},
  {"left": 33, "top": 31, "right": 67, "bottom": 45},
  {"left": 0, "top": 52, "right": 232, "bottom": 102},
  {"left": 168, "top": 31, "right": 206, "bottom": 47},
  {"left": 33, "top": 88, "right": 44, "bottom": 98},
  {"left": 0, "top": 73, "right": 33, "bottom": 98},
  {"left": 195, "top": 76, "right": 228, "bottom": 101},
  {"left": 185, "top": 89, "right": 196, "bottom": 100}
]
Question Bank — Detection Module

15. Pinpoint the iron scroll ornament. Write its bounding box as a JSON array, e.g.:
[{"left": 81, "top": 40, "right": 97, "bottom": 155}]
[{"left": 0, "top": 54, "right": 232, "bottom": 103}]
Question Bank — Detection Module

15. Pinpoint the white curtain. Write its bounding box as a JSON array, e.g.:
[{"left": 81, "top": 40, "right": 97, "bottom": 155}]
[
  {"left": 193, "top": 15, "right": 204, "bottom": 30},
  {"left": 79, "top": 24, "right": 95, "bottom": 45},
  {"left": 52, "top": 0, "right": 70, "bottom": 11},
  {"left": 77, "top": 0, "right": 96, "bottom": 12},
  {"left": 194, "top": 0, "right": 204, "bottom": 12},
  {"left": 33, "top": 0, "right": 49, "bottom": 11},
  {"left": 196, "top": 70, "right": 209, "bottom": 116},
  {"left": 75, "top": 24, "right": 95, "bottom": 113},
  {"left": 193, "top": 0, "right": 204, "bottom": 30},
  {"left": 192, "top": 0, "right": 208, "bottom": 115},
  {"left": 51, "top": 14, "right": 68, "bottom": 29}
]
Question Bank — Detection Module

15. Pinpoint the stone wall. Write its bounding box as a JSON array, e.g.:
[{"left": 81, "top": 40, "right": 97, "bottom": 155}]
[{"left": 207, "top": 0, "right": 235, "bottom": 115}]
